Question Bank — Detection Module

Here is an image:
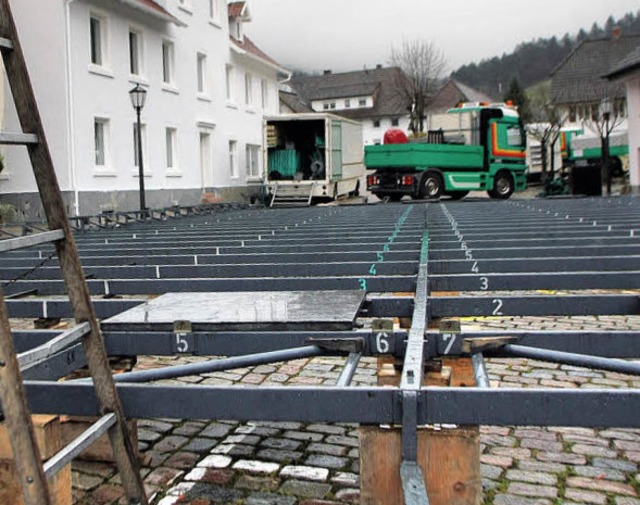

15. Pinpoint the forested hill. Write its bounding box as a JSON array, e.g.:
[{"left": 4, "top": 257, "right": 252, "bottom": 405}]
[{"left": 451, "top": 11, "right": 640, "bottom": 98}]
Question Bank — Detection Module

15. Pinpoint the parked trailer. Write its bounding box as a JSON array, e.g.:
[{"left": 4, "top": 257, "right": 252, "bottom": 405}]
[
  {"left": 263, "top": 114, "right": 365, "bottom": 206},
  {"left": 562, "top": 127, "right": 629, "bottom": 175},
  {"left": 365, "top": 103, "right": 527, "bottom": 201}
]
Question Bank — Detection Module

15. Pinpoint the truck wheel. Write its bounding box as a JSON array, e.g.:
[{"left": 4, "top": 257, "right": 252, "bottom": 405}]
[
  {"left": 489, "top": 172, "right": 514, "bottom": 199},
  {"left": 447, "top": 191, "right": 469, "bottom": 201},
  {"left": 420, "top": 171, "right": 443, "bottom": 199}
]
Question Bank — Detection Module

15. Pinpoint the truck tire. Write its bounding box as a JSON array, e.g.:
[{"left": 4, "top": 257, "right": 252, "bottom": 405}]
[
  {"left": 420, "top": 171, "right": 443, "bottom": 199},
  {"left": 488, "top": 171, "right": 514, "bottom": 199}
]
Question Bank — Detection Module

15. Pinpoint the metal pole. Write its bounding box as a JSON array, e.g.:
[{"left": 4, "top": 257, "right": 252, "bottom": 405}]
[
  {"left": 103, "top": 345, "right": 326, "bottom": 383},
  {"left": 471, "top": 352, "right": 490, "bottom": 388},
  {"left": 136, "top": 106, "right": 146, "bottom": 213},
  {"left": 500, "top": 344, "right": 640, "bottom": 376},
  {"left": 335, "top": 352, "right": 361, "bottom": 387}
]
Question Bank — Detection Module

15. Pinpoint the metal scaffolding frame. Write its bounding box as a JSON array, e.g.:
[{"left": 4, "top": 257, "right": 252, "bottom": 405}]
[{"left": 2, "top": 196, "right": 640, "bottom": 503}]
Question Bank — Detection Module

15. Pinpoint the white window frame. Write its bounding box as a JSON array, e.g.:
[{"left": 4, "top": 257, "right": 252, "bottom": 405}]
[
  {"left": 161, "top": 39, "right": 176, "bottom": 88},
  {"left": 128, "top": 28, "right": 144, "bottom": 77},
  {"left": 209, "top": 0, "right": 221, "bottom": 25},
  {"left": 261, "top": 79, "right": 269, "bottom": 110},
  {"left": 245, "top": 73, "right": 253, "bottom": 107},
  {"left": 197, "top": 52, "right": 208, "bottom": 98},
  {"left": 165, "top": 127, "right": 179, "bottom": 172},
  {"left": 132, "top": 121, "right": 148, "bottom": 172},
  {"left": 246, "top": 144, "right": 261, "bottom": 179},
  {"left": 93, "top": 117, "right": 112, "bottom": 173},
  {"left": 89, "top": 12, "right": 110, "bottom": 74},
  {"left": 229, "top": 140, "right": 238, "bottom": 178},
  {"left": 226, "top": 64, "right": 235, "bottom": 103}
]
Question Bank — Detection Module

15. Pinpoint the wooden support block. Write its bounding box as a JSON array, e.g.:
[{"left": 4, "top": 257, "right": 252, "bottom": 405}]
[
  {"left": 0, "top": 415, "right": 71, "bottom": 505},
  {"left": 361, "top": 355, "right": 481, "bottom": 505},
  {"left": 360, "top": 425, "right": 481, "bottom": 505},
  {"left": 60, "top": 417, "right": 138, "bottom": 463}
]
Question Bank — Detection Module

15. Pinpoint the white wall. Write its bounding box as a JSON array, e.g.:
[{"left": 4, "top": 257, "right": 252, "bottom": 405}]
[
  {"left": 362, "top": 116, "right": 411, "bottom": 145},
  {"left": 1, "top": 0, "right": 282, "bottom": 215},
  {"left": 626, "top": 77, "right": 640, "bottom": 192}
]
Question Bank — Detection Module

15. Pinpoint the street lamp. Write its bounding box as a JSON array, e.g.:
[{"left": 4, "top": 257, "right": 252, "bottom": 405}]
[
  {"left": 129, "top": 84, "right": 147, "bottom": 213},
  {"left": 599, "top": 97, "right": 612, "bottom": 195}
]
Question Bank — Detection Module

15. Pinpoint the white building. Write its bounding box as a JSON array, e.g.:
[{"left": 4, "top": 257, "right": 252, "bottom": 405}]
[
  {"left": 288, "top": 67, "right": 412, "bottom": 146},
  {"left": 607, "top": 45, "right": 640, "bottom": 193},
  {"left": 0, "top": 0, "right": 288, "bottom": 218}
]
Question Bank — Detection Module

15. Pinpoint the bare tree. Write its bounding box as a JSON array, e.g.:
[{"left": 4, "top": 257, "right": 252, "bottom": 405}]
[
  {"left": 390, "top": 39, "right": 447, "bottom": 134},
  {"left": 527, "top": 86, "right": 566, "bottom": 181},
  {"left": 579, "top": 82, "right": 626, "bottom": 195}
]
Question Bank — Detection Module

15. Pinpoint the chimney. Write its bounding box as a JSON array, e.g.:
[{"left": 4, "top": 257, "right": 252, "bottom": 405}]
[
  {"left": 612, "top": 26, "right": 622, "bottom": 41},
  {"left": 323, "top": 69, "right": 332, "bottom": 75}
]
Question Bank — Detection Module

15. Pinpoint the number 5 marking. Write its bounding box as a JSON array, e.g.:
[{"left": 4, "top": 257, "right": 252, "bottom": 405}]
[{"left": 176, "top": 333, "right": 189, "bottom": 353}]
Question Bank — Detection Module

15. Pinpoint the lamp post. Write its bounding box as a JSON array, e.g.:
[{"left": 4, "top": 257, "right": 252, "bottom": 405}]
[
  {"left": 129, "top": 84, "right": 147, "bottom": 213},
  {"left": 599, "top": 97, "right": 612, "bottom": 196}
]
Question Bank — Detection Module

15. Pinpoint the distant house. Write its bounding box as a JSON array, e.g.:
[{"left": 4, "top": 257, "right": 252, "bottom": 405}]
[
  {"left": 0, "top": 0, "right": 288, "bottom": 218},
  {"left": 288, "top": 66, "right": 412, "bottom": 145},
  {"left": 606, "top": 45, "right": 640, "bottom": 193},
  {"left": 550, "top": 33, "right": 640, "bottom": 125},
  {"left": 426, "top": 79, "right": 494, "bottom": 131}
]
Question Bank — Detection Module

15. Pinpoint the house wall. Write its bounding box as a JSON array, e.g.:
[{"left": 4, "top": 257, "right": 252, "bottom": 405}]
[
  {"left": 0, "top": 0, "right": 281, "bottom": 218},
  {"left": 626, "top": 76, "right": 640, "bottom": 192},
  {"left": 363, "top": 116, "right": 411, "bottom": 145}
]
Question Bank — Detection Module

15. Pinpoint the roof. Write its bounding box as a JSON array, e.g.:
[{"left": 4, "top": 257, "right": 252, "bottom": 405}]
[
  {"left": 116, "top": 0, "right": 180, "bottom": 24},
  {"left": 290, "top": 67, "right": 412, "bottom": 120},
  {"left": 228, "top": 2, "right": 247, "bottom": 18},
  {"left": 230, "top": 36, "right": 287, "bottom": 73},
  {"left": 429, "top": 80, "right": 494, "bottom": 112},
  {"left": 551, "top": 35, "right": 640, "bottom": 105},
  {"left": 279, "top": 91, "right": 315, "bottom": 113},
  {"left": 606, "top": 45, "right": 640, "bottom": 80}
]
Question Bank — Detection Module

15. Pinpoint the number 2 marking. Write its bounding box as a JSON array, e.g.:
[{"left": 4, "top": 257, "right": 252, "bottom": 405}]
[{"left": 492, "top": 299, "right": 503, "bottom": 316}]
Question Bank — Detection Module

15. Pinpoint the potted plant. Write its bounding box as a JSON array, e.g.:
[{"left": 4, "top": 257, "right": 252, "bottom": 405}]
[{"left": 0, "top": 202, "right": 17, "bottom": 225}]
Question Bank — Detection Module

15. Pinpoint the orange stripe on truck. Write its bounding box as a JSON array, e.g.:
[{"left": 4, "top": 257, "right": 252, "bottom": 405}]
[{"left": 491, "top": 123, "right": 526, "bottom": 159}]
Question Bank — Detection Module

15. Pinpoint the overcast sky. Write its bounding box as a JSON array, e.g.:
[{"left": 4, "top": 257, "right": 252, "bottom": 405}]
[{"left": 245, "top": 1, "right": 640, "bottom": 74}]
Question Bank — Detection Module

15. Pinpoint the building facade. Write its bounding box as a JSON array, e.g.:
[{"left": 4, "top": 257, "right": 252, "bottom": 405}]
[
  {"left": 0, "top": 0, "right": 287, "bottom": 218},
  {"left": 607, "top": 45, "right": 640, "bottom": 193},
  {"left": 289, "top": 66, "right": 412, "bottom": 146}
]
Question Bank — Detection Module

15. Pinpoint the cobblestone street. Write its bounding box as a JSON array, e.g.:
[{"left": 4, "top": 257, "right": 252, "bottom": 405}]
[{"left": 61, "top": 314, "right": 640, "bottom": 505}]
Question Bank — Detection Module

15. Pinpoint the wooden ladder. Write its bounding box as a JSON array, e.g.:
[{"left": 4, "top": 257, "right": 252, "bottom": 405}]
[{"left": 0, "top": 1, "right": 147, "bottom": 504}]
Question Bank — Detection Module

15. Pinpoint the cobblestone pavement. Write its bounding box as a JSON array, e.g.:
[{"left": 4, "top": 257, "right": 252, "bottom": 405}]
[{"left": 54, "top": 313, "right": 640, "bottom": 505}]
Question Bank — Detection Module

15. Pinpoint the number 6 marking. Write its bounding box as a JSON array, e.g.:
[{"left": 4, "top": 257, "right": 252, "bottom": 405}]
[
  {"left": 376, "top": 332, "right": 390, "bottom": 353},
  {"left": 492, "top": 299, "right": 503, "bottom": 316}
]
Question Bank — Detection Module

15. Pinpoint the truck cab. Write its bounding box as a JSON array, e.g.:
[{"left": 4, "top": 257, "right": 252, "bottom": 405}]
[{"left": 365, "top": 103, "right": 527, "bottom": 200}]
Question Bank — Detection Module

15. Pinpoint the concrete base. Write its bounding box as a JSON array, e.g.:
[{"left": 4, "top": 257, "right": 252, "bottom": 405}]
[{"left": 0, "top": 185, "right": 263, "bottom": 220}]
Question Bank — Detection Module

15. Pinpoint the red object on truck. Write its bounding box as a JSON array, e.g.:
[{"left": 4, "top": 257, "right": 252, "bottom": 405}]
[{"left": 383, "top": 128, "right": 408, "bottom": 145}]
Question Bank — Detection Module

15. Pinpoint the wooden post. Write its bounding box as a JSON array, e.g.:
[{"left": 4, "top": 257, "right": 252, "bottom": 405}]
[
  {"left": 360, "top": 357, "right": 482, "bottom": 505},
  {"left": 0, "top": 416, "right": 71, "bottom": 505}
]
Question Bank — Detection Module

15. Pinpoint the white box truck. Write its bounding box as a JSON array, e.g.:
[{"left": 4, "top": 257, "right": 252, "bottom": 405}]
[{"left": 263, "top": 113, "right": 364, "bottom": 206}]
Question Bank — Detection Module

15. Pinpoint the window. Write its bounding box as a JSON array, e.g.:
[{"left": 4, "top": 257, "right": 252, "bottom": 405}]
[
  {"left": 359, "top": 98, "right": 367, "bottom": 107},
  {"left": 506, "top": 126, "right": 524, "bottom": 147},
  {"left": 162, "top": 40, "right": 175, "bottom": 85},
  {"left": 229, "top": 140, "right": 238, "bottom": 177},
  {"left": 133, "top": 122, "right": 147, "bottom": 167},
  {"left": 246, "top": 144, "right": 260, "bottom": 178},
  {"left": 323, "top": 104, "right": 329, "bottom": 110},
  {"left": 128, "top": 30, "right": 142, "bottom": 76},
  {"left": 391, "top": 118, "right": 399, "bottom": 127},
  {"left": 197, "top": 52, "right": 207, "bottom": 94},
  {"left": 373, "top": 120, "right": 381, "bottom": 128},
  {"left": 330, "top": 102, "right": 336, "bottom": 110},
  {"left": 209, "top": 0, "right": 220, "bottom": 22},
  {"left": 94, "top": 118, "right": 109, "bottom": 167},
  {"left": 245, "top": 73, "right": 253, "bottom": 106},
  {"left": 200, "top": 132, "right": 212, "bottom": 180},
  {"left": 165, "top": 128, "right": 177, "bottom": 169},
  {"left": 89, "top": 15, "right": 106, "bottom": 66},
  {"left": 344, "top": 99, "right": 351, "bottom": 108},
  {"left": 261, "top": 80, "right": 269, "bottom": 109},
  {"left": 225, "top": 65, "right": 234, "bottom": 101}
]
